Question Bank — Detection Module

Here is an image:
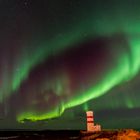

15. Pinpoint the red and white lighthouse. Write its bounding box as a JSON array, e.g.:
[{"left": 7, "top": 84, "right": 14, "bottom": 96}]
[
  {"left": 86, "top": 111, "right": 101, "bottom": 132},
  {"left": 86, "top": 111, "right": 94, "bottom": 131}
]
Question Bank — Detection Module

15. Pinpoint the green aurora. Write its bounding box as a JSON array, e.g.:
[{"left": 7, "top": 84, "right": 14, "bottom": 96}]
[
  {"left": 17, "top": 43, "right": 140, "bottom": 122},
  {"left": 0, "top": 0, "right": 140, "bottom": 128}
]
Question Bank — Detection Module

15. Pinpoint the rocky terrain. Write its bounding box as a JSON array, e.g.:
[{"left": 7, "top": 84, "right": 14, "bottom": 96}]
[
  {"left": 0, "top": 129, "right": 139, "bottom": 139},
  {"left": 80, "top": 129, "right": 140, "bottom": 140}
]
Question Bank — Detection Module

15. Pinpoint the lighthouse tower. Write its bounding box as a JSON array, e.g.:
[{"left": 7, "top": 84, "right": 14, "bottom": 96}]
[
  {"left": 86, "top": 111, "right": 94, "bottom": 131},
  {"left": 86, "top": 111, "right": 101, "bottom": 132}
]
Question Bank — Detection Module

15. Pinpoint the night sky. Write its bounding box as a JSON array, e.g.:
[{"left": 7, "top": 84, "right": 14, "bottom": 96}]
[{"left": 0, "top": 0, "right": 140, "bottom": 130}]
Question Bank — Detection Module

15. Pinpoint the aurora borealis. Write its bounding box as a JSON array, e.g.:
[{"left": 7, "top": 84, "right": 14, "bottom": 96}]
[{"left": 0, "top": 0, "right": 140, "bottom": 129}]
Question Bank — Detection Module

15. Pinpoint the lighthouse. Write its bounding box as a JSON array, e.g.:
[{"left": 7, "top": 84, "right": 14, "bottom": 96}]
[{"left": 86, "top": 111, "right": 101, "bottom": 132}]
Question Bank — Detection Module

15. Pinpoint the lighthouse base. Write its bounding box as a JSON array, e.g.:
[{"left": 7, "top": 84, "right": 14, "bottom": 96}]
[{"left": 87, "top": 124, "right": 101, "bottom": 132}]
